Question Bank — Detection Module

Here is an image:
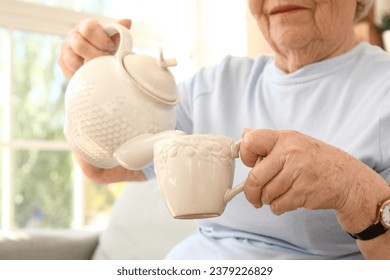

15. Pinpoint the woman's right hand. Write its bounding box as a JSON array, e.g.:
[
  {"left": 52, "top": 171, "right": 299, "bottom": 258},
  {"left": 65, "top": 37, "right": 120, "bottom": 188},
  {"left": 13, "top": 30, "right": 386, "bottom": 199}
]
[
  {"left": 58, "top": 18, "right": 132, "bottom": 79},
  {"left": 74, "top": 154, "right": 146, "bottom": 184}
]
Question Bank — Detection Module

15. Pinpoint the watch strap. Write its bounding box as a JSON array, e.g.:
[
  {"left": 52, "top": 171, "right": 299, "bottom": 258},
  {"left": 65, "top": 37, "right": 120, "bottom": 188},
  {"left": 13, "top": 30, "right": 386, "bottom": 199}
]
[{"left": 347, "top": 222, "right": 388, "bottom": 240}]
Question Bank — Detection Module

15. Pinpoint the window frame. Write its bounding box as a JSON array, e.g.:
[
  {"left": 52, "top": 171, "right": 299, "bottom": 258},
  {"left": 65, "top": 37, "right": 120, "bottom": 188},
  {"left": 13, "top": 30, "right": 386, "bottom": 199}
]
[{"left": 0, "top": 0, "right": 115, "bottom": 36}]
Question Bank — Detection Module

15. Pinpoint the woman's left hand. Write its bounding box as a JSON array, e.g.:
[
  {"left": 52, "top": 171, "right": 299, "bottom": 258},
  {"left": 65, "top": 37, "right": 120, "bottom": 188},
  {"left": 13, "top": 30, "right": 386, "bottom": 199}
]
[{"left": 239, "top": 129, "right": 388, "bottom": 233}]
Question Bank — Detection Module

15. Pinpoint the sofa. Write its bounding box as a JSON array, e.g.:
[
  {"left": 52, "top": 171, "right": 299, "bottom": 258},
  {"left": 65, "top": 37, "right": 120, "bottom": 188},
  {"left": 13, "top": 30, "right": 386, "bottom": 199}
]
[{"left": 0, "top": 179, "right": 196, "bottom": 260}]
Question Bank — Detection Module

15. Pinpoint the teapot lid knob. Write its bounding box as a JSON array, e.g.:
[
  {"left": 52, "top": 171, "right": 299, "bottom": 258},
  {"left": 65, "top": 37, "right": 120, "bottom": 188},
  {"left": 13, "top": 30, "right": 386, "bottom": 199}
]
[{"left": 158, "top": 48, "right": 177, "bottom": 69}]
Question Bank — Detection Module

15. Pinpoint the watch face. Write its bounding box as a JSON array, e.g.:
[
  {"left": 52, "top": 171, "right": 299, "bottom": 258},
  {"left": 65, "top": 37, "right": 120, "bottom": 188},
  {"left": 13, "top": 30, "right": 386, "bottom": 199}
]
[{"left": 381, "top": 202, "right": 390, "bottom": 228}]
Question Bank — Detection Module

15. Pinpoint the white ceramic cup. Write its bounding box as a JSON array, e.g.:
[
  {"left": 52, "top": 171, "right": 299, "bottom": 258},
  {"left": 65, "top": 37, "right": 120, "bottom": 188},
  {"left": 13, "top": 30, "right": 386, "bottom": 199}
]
[{"left": 153, "top": 134, "right": 244, "bottom": 219}]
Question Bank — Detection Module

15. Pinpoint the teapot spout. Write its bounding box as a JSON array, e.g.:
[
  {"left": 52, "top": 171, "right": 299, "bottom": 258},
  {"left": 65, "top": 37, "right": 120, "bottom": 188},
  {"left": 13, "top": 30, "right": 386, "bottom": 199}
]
[{"left": 114, "top": 130, "right": 186, "bottom": 170}]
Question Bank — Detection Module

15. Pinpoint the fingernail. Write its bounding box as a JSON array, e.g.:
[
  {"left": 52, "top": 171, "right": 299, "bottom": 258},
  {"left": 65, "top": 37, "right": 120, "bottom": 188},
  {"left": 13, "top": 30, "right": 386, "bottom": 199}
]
[
  {"left": 270, "top": 205, "right": 283, "bottom": 216},
  {"left": 252, "top": 203, "right": 262, "bottom": 209},
  {"left": 242, "top": 128, "right": 251, "bottom": 138},
  {"left": 108, "top": 41, "right": 116, "bottom": 53}
]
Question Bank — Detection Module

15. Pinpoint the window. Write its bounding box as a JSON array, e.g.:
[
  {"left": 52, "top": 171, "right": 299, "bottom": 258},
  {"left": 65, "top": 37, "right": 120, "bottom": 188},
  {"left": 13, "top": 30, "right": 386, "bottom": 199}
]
[
  {"left": 0, "top": 0, "right": 117, "bottom": 230},
  {"left": 0, "top": 0, "right": 247, "bottom": 230}
]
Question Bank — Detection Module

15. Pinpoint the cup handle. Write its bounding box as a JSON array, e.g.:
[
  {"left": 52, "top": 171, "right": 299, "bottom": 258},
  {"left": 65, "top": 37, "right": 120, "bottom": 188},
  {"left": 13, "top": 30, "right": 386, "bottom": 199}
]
[
  {"left": 224, "top": 180, "right": 245, "bottom": 203},
  {"left": 224, "top": 140, "right": 244, "bottom": 203},
  {"left": 224, "top": 140, "right": 263, "bottom": 203},
  {"left": 103, "top": 23, "right": 133, "bottom": 55}
]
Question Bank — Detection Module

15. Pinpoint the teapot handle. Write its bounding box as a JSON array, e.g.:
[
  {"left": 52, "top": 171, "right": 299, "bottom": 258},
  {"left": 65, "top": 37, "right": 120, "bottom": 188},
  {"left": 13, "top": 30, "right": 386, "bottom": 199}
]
[{"left": 103, "top": 23, "right": 133, "bottom": 55}]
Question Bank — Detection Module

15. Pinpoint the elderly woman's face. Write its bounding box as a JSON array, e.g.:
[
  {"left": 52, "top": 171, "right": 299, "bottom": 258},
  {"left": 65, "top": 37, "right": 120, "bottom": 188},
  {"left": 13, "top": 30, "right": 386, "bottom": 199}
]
[{"left": 248, "top": 0, "right": 357, "bottom": 51}]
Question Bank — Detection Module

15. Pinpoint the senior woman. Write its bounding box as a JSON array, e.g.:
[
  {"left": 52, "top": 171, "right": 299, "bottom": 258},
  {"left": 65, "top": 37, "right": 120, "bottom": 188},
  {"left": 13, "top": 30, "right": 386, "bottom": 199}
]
[{"left": 58, "top": 0, "right": 390, "bottom": 259}]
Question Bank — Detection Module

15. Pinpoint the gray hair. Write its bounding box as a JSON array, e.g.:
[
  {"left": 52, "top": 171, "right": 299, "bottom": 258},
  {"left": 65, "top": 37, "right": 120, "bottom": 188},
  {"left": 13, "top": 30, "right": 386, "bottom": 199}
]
[{"left": 356, "top": 0, "right": 374, "bottom": 21}]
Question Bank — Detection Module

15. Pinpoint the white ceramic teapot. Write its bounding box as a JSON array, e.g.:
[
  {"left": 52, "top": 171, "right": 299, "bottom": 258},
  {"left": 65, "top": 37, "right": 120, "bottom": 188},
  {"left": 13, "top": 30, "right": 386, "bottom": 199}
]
[{"left": 64, "top": 23, "right": 180, "bottom": 169}]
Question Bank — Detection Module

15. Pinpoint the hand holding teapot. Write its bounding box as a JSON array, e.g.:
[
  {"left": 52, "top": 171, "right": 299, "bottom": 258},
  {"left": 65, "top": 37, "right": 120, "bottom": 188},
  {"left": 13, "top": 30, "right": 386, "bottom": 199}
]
[
  {"left": 64, "top": 23, "right": 182, "bottom": 170},
  {"left": 58, "top": 19, "right": 132, "bottom": 79}
]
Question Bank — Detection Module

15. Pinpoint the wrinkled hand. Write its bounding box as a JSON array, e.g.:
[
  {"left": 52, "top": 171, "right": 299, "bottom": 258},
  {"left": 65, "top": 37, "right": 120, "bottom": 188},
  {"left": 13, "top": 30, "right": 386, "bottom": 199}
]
[
  {"left": 239, "top": 129, "right": 390, "bottom": 259},
  {"left": 239, "top": 129, "right": 386, "bottom": 224},
  {"left": 58, "top": 18, "right": 132, "bottom": 79}
]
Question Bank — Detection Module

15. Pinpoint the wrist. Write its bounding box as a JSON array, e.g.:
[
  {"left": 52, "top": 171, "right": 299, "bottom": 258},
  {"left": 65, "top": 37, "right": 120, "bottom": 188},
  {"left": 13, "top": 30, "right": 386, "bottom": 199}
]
[
  {"left": 336, "top": 174, "right": 390, "bottom": 235},
  {"left": 346, "top": 200, "right": 390, "bottom": 241}
]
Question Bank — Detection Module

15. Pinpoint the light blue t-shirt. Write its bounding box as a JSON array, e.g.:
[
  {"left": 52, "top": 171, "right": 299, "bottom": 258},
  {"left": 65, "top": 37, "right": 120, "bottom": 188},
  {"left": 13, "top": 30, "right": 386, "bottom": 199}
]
[{"left": 164, "top": 43, "right": 390, "bottom": 259}]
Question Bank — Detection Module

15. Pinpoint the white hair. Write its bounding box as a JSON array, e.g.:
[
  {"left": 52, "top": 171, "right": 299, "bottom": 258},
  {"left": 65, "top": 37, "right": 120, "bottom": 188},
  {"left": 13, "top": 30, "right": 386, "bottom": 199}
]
[{"left": 356, "top": 0, "right": 374, "bottom": 21}]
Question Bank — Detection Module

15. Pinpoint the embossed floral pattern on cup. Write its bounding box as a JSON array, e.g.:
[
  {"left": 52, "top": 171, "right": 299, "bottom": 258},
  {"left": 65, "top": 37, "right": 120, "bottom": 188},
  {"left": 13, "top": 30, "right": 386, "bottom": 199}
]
[{"left": 154, "top": 134, "right": 240, "bottom": 219}]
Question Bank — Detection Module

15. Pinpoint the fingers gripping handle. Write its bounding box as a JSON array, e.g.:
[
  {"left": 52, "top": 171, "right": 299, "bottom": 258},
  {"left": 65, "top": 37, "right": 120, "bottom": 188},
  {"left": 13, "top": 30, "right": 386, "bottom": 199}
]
[
  {"left": 103, "top": 23, "right": 133, "bottom": 55},
  {"left": 224, "top": 180, "right": 245, "bottom": 203},
  {"left": 224, "top": 140, "right": 263, "bottom": 203},
  {"left": 224, "top": 140, "right": 244, "bottom": 203}
]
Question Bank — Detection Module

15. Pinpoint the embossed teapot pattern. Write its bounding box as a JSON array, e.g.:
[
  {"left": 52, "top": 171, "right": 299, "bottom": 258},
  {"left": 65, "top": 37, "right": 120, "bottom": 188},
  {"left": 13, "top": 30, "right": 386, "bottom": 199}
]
[{"left": 64, "top": 23, "right": 179, "bottom": 169}]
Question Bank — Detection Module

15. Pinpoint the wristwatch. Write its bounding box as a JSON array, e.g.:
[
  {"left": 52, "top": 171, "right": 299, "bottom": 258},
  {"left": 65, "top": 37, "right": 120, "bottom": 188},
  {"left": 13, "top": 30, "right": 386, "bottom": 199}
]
[{"left": 347, "top": 198, "right": 390, "bottom": 240}]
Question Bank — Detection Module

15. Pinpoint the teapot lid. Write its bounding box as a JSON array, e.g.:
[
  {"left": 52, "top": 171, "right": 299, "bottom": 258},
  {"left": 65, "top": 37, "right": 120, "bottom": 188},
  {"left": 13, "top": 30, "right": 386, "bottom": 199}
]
[{"left": 121, "top": 49, "right": 178, "bottom": 104}]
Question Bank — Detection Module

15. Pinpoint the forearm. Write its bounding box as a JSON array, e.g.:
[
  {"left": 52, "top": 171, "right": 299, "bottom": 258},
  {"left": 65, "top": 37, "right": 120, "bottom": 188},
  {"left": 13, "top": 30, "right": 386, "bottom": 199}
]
[
  {"left": 336, "top": 168, "right": 390, "bottom": 259},
  {"left": 358, "top": 230, "right": 390, "bottom": 259}
]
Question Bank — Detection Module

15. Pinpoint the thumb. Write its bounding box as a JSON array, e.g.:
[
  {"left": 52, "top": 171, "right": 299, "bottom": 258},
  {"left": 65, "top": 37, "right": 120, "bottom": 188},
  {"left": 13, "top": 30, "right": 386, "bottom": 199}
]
[
  {"left": 240, "top": 129, "right": 280, "bottom": 167},
  {"left": 242, "top": 127, "right": 254, "bottom": 137},
  {"left": 117, "top": 19, "right": 132, "bottom": 29}
]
